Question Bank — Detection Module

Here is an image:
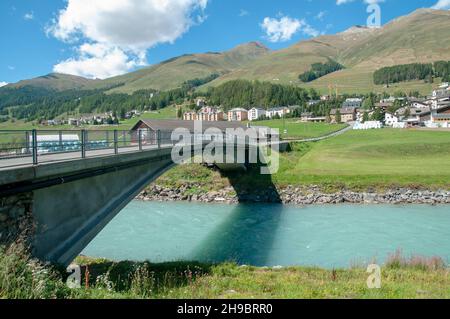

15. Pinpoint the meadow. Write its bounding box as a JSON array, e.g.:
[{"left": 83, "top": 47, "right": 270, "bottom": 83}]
[
  {"left": 156, "top": 128, "right": 450, "bottom": 191},
  {"left": 251, "top": 120, "right": 347, "bottom": 139}
]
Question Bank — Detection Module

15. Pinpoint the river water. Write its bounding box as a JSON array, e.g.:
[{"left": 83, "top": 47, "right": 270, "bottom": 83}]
[{"left": 82, "top": 201, "right": 450, "bottom": 268}]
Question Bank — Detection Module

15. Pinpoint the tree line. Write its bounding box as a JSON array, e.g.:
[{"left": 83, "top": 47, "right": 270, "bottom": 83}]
[
  {"left": 205, "top": 80, "right": 318, "bottom": 110},
  {"left": 298, "top": 59, "right": 344, "bottom": 82},
  {"left": 373, "top": 61, "right": 450, "bottom": 85}
]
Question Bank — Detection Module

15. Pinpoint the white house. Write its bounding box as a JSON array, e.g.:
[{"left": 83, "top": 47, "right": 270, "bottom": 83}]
[
  {"left": 266, "top": 107, "right": 291, "bottom": 118},
  {"left": 248, "top": 108, "right": 266, "bottom": 121},
  {"left": 353, "top": 121, "right": 382, "bottom": 130},
  {"left": 384, "top": 113, "right": 400, "bottom": 127}
]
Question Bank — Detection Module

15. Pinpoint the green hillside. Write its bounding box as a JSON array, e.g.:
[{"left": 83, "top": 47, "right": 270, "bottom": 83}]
[
  {"left": 97, "top": 42, "right": 270, "bottom": 93},
  {"left": 5, "top": 73, "right": 98, "bottom": 91},
  {"left": 205, "top": 9, "right": 450, "bottom": 94}
]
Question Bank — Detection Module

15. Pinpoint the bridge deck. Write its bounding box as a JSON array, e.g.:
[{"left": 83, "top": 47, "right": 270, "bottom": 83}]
[{"left": 0, "top": 143, "right": 175, "bottom": 171}]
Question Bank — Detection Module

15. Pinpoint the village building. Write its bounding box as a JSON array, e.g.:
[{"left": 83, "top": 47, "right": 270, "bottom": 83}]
[
  {"left": 228, "top": 108, "right": 248, "bottom": 122},
  {"left": 407, "top": 98, "right": 429, "bottom": 109},
  {"left": 300, "top": 112, "right": 326, "bottom": 123},
  {"left": 430, "top": 89, "right": 450, "bottom": 109},
  {"left": 248, "top": 108, "right": 267, "bottom": 121},
  {"left": 343, "top": 98, "right": 363, "bottom": 108},
  {"left": 183, "top": 107, "right": 224, "bottom": 122},
  {"left": 266, "top": 107, "right": 291, "bottom": 119},
  {"left": 419, "top": 105, "right": 450, "bottom": 127},
  {"left": 384, "top": 112, "right": 400, "bottom": 127},
  {"left": 68, "top": 118, "right": 80, "bottom": 126},
  {"left": 330, "top": 107, "right": 357, "bottom": 123},
  {"left": 183, "top": 111, "right": 197, "bottom": 121}
]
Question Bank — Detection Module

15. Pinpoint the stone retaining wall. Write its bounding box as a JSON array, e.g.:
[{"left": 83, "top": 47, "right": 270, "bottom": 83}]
[
  {"left": 137, "top": 184, "right": 450, "bottom": 205},
  {"left": 0, "top": 193, "right": 34, "bottom": 244}
]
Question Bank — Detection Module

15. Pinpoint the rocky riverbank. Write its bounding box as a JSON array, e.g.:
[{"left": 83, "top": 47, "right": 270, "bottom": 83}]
[{"left": 137, "top": 184, "right": 450, "bottom": 205}]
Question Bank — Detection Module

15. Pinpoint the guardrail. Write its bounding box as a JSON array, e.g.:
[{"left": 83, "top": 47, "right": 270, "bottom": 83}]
[
  {"left": 0, "top": 129, "right": 175, "bottom": 168},
  {"left": 0, "top": 129, "right": 266, "bottom": 169}
]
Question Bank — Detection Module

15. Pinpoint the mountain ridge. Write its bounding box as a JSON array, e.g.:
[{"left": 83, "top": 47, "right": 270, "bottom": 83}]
[{"left": 2, "top": 8, "right": 449, "bottom": 95}]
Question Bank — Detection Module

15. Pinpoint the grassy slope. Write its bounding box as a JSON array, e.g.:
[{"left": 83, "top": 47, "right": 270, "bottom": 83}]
[
  {"left": 253, "top": 120, "right": 346, "bottom": 139},
  {"left": 5, "top": 73, "right": 98, "bottom": 91},
  {"left": 155, "top": 129, "right": 450, "bottom": 191},
  {"left": 203, "top": 9, "right": 450, "bottom": 95},
  {"left": 98, "top": 42, "right": 270, "bottom": 94},
  {"left": 277, "top": 129, "right": 450, "bottom": 189}
]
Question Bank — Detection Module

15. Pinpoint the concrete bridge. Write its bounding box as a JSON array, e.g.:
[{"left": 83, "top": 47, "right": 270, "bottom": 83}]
[{"left": 0, "top": 127, "right": 274, "bottom": 265}]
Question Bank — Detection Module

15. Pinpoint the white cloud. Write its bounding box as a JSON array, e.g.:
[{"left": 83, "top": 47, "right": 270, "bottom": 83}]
[
  {"left": 0, "top": 82, "right": 8, "bottom": 88},
  {"left": 432, "top": 0, "right": 450, "bottom": 9},
  {"left": 261, "top": 16, "right": 320, "bottom": 42},
  {"left": 24, "top": 12, "right": 34, "bottom": 20},
  {"left": 48, "top": 0, "right": 208, "bottom": 79},
  {"left": 53, "top": 43, "right": 145, "bottom": 79}
]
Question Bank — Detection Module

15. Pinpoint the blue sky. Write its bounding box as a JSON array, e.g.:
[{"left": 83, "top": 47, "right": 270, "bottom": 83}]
[{"left": 0, "top": 0, "right": 449, "bottom": 85}]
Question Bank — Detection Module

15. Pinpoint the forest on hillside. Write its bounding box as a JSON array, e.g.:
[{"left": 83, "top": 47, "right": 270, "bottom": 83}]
[
  {"left": 298, "top": 59, "right": 344, "bottom": 83},
  {"left": 206, "top": 80, "right": 319, "bottom": 109},
  {"left": 373, "top": 61, "right": 450, "bottom": 85}
]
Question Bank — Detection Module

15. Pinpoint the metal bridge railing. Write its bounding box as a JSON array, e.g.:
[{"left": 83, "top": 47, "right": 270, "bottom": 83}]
[
  {"left": 0, "top": 129, "right": 174, "bottom": 168},
  {"left": 0, "top": 129, "right": 265, "bottom": 169}
]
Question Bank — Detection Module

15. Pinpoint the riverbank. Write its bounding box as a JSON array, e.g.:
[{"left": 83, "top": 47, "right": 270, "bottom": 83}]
[
  {"left": 1, "top": 244, "right": 449, "bottom": 299},
  {"left": 137, "top": 184, "right": 450, "bottom": 205}
]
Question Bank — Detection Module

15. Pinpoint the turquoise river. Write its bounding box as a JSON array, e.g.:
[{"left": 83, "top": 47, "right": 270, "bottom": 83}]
[{"left": 82, "top": 202, "right": 450, "bottom": 268}]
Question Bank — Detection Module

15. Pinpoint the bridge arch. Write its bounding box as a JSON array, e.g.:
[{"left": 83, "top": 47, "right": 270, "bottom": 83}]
[{"left": 0, "top": 137, "right": 280, "bottom": 266}]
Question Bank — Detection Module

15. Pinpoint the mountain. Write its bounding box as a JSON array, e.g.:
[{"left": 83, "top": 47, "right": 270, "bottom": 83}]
[
  {"left": 5, "top": 73, "right": 98, "bottom": 91},
  {"left": 95, "top": 41, "right": 271, "bottom": 93},
  {"left": 2, "top": 9, "right": 450, "bottom": 96},
  {"left": 205, "top": 9, "right": 450, "bottom": 94}
]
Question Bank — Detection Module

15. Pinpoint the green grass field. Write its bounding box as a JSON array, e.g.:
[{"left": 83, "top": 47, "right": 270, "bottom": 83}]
[
  {"left": 252, "top": 120, "right": 347, "bottom": 139},
  {"left": 156, "top": 129, "right": 450, "bottom": 191}
]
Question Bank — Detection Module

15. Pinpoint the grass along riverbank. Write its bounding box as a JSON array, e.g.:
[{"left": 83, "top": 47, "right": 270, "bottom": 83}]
[
  {"left": 152, "top": 129, "right": 450, "bottom": 194},
  {"left": 1, "top": 244, "right": 449, "bottom": 299}
]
